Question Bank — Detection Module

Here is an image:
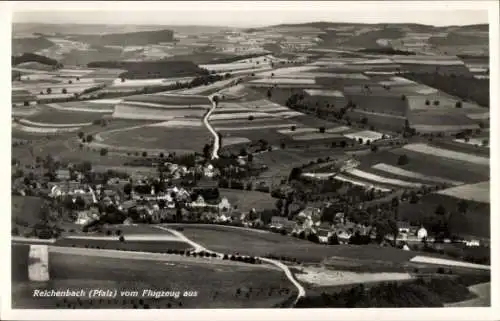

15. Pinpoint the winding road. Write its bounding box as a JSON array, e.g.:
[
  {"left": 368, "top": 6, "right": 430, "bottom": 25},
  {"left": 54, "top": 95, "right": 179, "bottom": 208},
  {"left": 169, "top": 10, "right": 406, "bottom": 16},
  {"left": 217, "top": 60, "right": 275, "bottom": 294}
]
[
  {"left": 154, "top": 225, "right": 306, "bottom": 305},
  {"left": 205, "top": 95, "right": 221, "bottom": 160}
]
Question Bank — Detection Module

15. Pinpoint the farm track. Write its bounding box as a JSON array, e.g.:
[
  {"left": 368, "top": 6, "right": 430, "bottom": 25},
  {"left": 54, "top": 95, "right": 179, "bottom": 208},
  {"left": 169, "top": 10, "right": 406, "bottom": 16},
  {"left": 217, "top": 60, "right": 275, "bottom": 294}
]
[
  {"left": 205, "top": 96, "right": 220, "bottom": 159},
  {"left": 153, "top": 225, "right": 306, "bottom": 306}
]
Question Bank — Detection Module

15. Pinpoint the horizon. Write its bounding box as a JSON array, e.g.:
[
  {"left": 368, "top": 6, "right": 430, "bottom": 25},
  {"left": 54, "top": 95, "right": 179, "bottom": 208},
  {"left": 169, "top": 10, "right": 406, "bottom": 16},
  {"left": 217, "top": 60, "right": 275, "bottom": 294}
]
[
  {"left": 9, "top": 1, "right": 491, "bottom": 28},
  {"left": 11, "top": 20, "right": 490, "bottom": 28}
]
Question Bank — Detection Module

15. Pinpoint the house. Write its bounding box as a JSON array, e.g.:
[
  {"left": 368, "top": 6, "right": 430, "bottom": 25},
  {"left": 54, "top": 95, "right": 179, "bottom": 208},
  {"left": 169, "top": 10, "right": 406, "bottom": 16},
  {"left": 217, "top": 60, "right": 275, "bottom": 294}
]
[
  {"left": 397, "top": 221, "right": 411, "bottom": 234},
  {"left": 75, "top": 208, "right": 100, "bottom": 225},
  {"left": 191, "top": 195, "right": 206, "bottom": 208},
  {"left": 56, "top": 169, "right": 71, "bottom": 181},
  {"left": 336, "top": 229, "right": 352, "bottom": 244},
  {"left": 317, "top": 229, "right": 330, "bottom": 244},
  {"left": 218, "top": 197, "right": 231, "bottom": 213},
  {"left": 417, "top": 226, "right": 428, "bottom": 240},
  {"left": 270, "top": 216, "right": 296, "bottom": 231}
]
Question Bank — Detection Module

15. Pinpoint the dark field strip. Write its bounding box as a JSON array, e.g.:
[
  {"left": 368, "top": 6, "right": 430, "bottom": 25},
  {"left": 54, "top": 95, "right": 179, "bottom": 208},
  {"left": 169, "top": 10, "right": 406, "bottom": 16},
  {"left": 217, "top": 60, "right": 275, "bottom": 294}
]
[
  {"left": 54, "top": 238, "right": 194, "bottom": 252},
  {"left": 125, "top": 94, "right": 210, "bottom": 106}
]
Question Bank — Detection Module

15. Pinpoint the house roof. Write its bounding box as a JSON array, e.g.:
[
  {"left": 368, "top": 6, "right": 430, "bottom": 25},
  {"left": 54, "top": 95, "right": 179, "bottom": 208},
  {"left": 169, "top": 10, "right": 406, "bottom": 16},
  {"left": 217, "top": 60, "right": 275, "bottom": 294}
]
[
  {"left": 317, "top": 229, "right": 330, "bottom": 237},
  {"left": 397, "top": 221, "right": 411, "bottom": 229}
]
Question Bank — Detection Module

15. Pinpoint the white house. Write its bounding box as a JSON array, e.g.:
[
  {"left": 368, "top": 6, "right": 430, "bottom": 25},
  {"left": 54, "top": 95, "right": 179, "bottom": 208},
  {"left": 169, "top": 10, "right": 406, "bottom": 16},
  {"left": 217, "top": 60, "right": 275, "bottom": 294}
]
[
  {"left": 218, "top": 197, "right": 231, "bottom": 213},
  {"left": 191, "top": 195, "right": 206, "bottom": 208},
  {"left": 417, "top": 226, "right": 428, "bottom": 240}
]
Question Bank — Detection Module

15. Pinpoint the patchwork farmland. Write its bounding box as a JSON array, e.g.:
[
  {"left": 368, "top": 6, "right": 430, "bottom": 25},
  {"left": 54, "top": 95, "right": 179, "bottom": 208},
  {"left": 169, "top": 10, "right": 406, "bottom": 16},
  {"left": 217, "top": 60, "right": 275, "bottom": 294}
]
[{"left": 11, "top": 18, "right": 492, "bottom": 310}]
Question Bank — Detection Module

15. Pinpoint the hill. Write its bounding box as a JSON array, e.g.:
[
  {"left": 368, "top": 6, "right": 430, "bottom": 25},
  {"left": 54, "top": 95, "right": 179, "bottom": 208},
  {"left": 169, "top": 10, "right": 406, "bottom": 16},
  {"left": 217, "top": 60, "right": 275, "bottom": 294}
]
[
  {"left": 428, "top": 32, "right": 489, "bottom": 47},
  {"left": 69, "top": 29, "right": 174, "bottom": 46},
  {"left": 12, "top": 36, "right": 54, "bottom": 55},
  {"left": 12, "top": 53, "right": 59, "bottom": 67}
]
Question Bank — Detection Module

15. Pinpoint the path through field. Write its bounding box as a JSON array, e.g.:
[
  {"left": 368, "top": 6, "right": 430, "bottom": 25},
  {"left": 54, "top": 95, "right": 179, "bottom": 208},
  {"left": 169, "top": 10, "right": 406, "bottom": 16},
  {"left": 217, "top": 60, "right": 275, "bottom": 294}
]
[
  {"left": 153, "top": 225, "right": 306, "bottom": 305},
  {"left": 205, "top": 95, "right": 220, "bottom": 159}
]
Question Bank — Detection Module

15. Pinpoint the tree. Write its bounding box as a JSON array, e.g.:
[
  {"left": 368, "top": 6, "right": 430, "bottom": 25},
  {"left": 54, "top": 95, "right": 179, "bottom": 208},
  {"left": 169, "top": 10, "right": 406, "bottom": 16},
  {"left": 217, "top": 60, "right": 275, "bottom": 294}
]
[
  {"left": 370, "top": 145, "right": 378, "bottom": 152},
  {"left": 457, "top": 200, "right": 468, "bottom": 215},
  {"left": 142, "top": 151, "right": 148, "bottom": 157},
  {"left": 267, "top": 89, "right": 272, "bottom": 99},
  {"left": 340, "top": 141, "right": 347, "bottom": 148},
  {"left": 319, "top": 127, "right": 326, "bottom": 133},
  {"left": 276, "top": 199, "right": 284, "bottom": 214},
  {"left": 433, "top": 100, "right": 440, "bottom": 106},
  {"left": 481, "top": 138, "right": 489, "bottom": 147},
  {"left": 159, "top": 152, "right": 164, "bottom": 158},
  {"left": 247, "top": 153, "right": 253, "bottom": 162},
  {"left": 100, "top": 148, "right": 108, "bottom": 156},
  {"left": 23, "top": 101, "right": 30, "bottom": 106},
  {"left": 425, "top": 99, "right": 430, "bottom": 106},
  {"left": 202, "top": 143, "right": 211, "bottom": 159},
  {"left": 401, "top": 94, "right": 406, "bottom": 101},
  {"left": 46, "top": 88, "right": 52, "bottom": 94},
  {"left": 435, "top": 204, "right": 446, "bottom": 216},
  {"left": 62, "top": 88, "right": 68, "bottom": 94},
  {"left": 121, "top": 77, "right": 125, "bottom": 83},
  {"left": 86, "top": 134, "right": 93, "bottom": 143},
  {"left": 78, "top": 131, "right": 85, "bottom": 140},
  {"left": 455, "top": 101, "right": 462, "bottom": 108},
  {"left": 68, "top": 80, "right": 73, "bottom": 84},
  {"left": 76, "top": 77, "right": 80, "bottom": 81},
  {"left": 397, "top": 154, "right": 409, "bottom": 166},
  {"left": 248, "top": 115, "right": 255, "bottom": 121},
  {"left": 360, "top": 117, "right": 368, "bottom": 125},
  {"left": 291, "top": 125, "right": 296, "bottom": 131}
]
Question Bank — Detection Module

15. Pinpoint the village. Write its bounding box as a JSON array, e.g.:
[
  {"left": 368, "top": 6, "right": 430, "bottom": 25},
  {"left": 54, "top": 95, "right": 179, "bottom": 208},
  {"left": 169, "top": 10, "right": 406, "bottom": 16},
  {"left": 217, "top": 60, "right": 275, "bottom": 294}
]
[{"left": 12, "top": 148, "right": 485, "bottom": 261}]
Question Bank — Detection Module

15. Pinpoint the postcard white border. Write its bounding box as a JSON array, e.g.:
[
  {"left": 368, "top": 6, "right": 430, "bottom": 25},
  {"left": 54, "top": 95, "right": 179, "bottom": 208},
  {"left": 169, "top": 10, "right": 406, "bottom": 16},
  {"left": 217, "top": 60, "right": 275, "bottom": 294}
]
[{"left": 1, "top": 1, "right": 498, "bottom": 320}]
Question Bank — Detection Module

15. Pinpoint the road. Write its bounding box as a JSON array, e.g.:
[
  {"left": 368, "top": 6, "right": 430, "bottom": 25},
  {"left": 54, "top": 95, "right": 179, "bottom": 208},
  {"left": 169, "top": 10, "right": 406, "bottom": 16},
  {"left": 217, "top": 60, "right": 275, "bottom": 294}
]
[
  {"left": 204, "top": 96, "right": 220, "bottom": 159},
  {"left": 154, "top": 225, "right": 306, "bottom": 306}
]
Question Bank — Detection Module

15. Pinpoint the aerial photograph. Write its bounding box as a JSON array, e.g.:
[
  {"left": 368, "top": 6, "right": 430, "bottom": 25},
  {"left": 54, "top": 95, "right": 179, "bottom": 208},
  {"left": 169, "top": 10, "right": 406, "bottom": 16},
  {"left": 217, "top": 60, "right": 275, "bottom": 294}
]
[{"left": 8, "top": 2, "right": 492, "bottom": 311}]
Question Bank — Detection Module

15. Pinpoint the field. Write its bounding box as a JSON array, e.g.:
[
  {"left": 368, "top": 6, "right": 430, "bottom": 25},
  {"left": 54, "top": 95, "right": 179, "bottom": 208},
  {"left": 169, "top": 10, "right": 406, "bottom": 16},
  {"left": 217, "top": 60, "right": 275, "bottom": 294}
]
[
  {"left": 343, "top": 168, "right": 425, "bottom": 188},
  {"left": 219, "top": 189, "right": 277, "bottom": 213},
  {"left": 354, "top": 148, "right": 489, "bottom": 184},
  {"left": 20, "top": 106, "right": 109, "bottom": 125},
  {"left": 99, "top": 125, "right": 212, "bottom": 153},
  {"left": 371, "top": 163, "right": 464, "bottom": 186},
  {"left": 125, "top": 94, "right": 211, "bottom": 106},
  {"left": 402, "top": 143, "right": 489, "bottom": 166},
  {"left": 344, "top": 94, "right": 408, "bottom": 116},
  {"left": 53, "top": 237, "right": 194, "bottom": 252},
  {"left": 175, "top": 224, "right": 422, "bottom": 263},
  {"left": 12, "top": 196, "right": 45, "bottom": 232},
  {"left": 12, "top": 249, "right": 294, "bottom": 308},
  {"left": 112, "top": 103, "right": 207, "bottom": 120},
  {"left": 436, "top": 181, "right": 490, "bottom": 203},
  {"left": 294, "top": 266, "right": 412, "bottom": 287},
  {"left": 398, "top": 193, "right": 490, "bottom": 238}
]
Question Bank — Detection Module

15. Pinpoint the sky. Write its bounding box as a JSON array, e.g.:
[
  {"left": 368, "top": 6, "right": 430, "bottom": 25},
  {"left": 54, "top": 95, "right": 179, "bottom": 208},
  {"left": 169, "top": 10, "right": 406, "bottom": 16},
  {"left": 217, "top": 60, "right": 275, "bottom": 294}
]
[{"left": 9, "top": 1, "right": 491, "bottom": 28}]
